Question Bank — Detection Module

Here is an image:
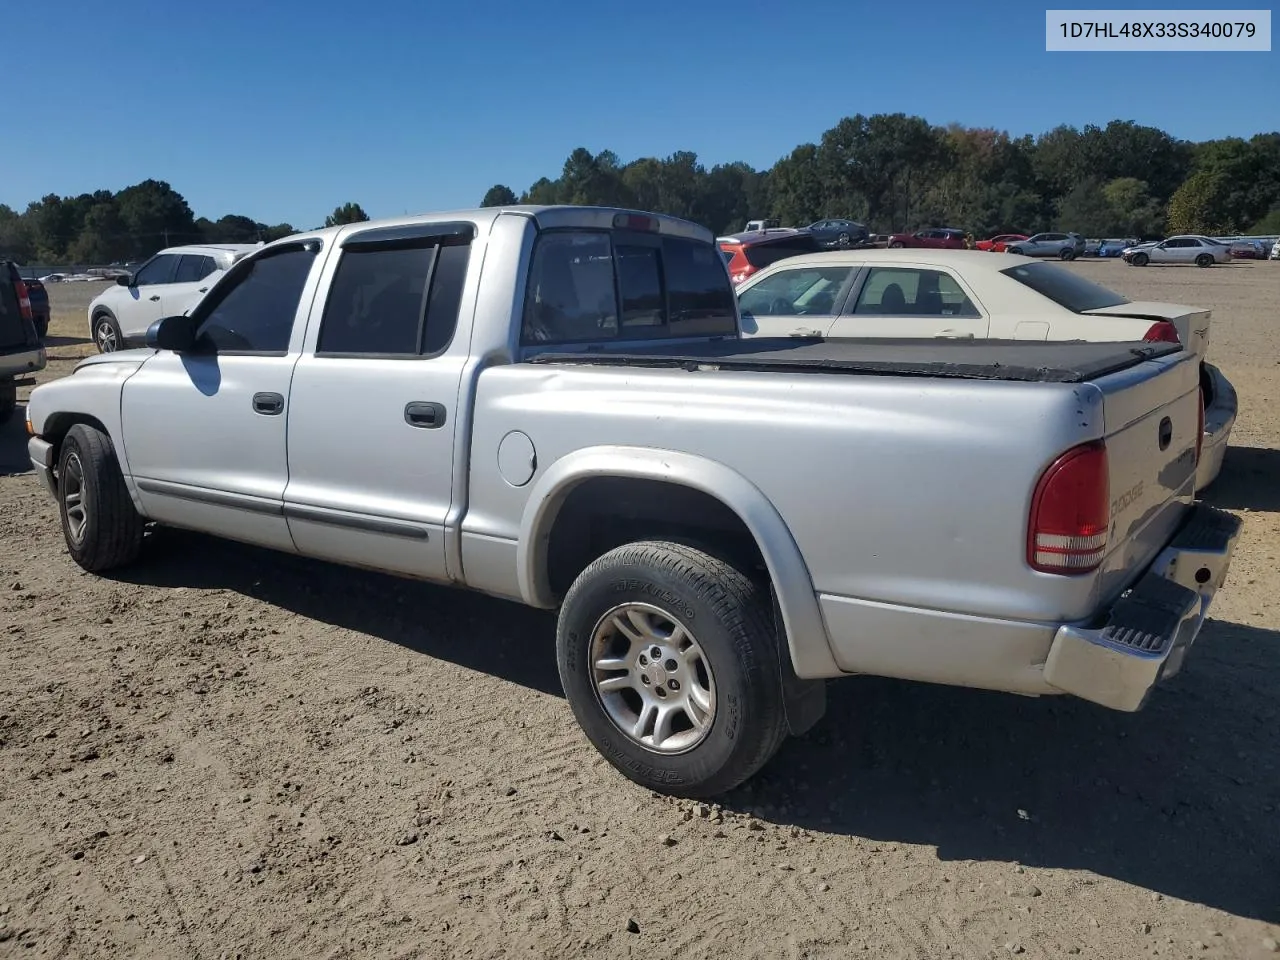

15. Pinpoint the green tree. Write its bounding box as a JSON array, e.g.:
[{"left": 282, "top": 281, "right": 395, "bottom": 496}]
[
  {"left": 480, "top": 184, "right": 518, "bottom": 207},
  {"left": 261, "top": 223, "right": 298, "bottom": 242},
  {"left": 1100, "top": 178, "right": 1164, "bottom": 237},
  {"left": 324, "top": 202, "right": 370, "bottom": 227},
  {"left": 768, "top": 144, "right": 825, "bottom": 227},
  {"left": 1055, "top": 179, "right": 1117, "bottom": 236},
  {"left": 115, "top": 179, "right": 199, "bottom": 257},
  {"left": 1167, "top": 171, "right": 1228, "bottom": 234}
]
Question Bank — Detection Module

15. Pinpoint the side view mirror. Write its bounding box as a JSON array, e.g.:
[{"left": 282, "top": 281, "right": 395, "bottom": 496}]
[
  {"left": 146, "top": 315, "right": 201, "bottom": 352},
  {"left": 115, "top": 274, "right": 132, "bottom": 287}
]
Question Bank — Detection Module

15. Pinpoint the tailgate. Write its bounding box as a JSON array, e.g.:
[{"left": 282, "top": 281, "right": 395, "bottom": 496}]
[
  {"left": 1083, "top": 302, "right": 1210, "bottom": 361},
  {"left": 1092, "top": 349, "right": 1201, "bottom": 602},
  {"left": 0, "top": 274, "right": 31, "bottom": 351}
]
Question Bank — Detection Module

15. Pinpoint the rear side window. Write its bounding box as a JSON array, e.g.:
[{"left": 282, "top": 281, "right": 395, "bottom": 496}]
[
  {"left": 662, "top": 236, "right": 737, "bottom": 335},
  {"left": 522, "top": 231, "right": 735, "bottom": 344},
  {"left": 317, "top": 238, "right": 472, "bottom": 356},
  {"left": 174, "top": 255, "right": 217, "bottom": 283},
  {"left": 999, "top": 261, "right": 1130, "bottom": 313},
  {"left": 853, "top": 267, "right": 980, "bottom": 317},
  {"left": 196, "top": 245, "right": 318, "bottom": 353}
]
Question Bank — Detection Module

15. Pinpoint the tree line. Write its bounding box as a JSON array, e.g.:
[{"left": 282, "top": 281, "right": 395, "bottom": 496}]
[
  {"left": 0, "top": 182, "right": 370, "bottom": 265},
  {"left": 481, "top": 114, "right": 1280, "bottom": 239},
  {"left": 6, "top": 114, "right": 1277, "bottom": 265}
]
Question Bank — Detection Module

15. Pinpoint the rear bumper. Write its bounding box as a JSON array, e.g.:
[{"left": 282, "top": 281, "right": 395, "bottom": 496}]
[
  {"left": 1043, "top": 502, "right": 1242, "bottom": 711},
  {"left": 0, "top": 345, "right": 47, "bottom": 378},
  {"left": 817, "top": 503, "right": 1242, "bottom": 709}
]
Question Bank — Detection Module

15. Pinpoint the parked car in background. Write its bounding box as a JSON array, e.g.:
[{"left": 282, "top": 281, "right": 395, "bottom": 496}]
[
  {"left": 743, "top": 218, "right": 780, "bottom": 232},
  {"left": 1228, "top": 240, "right": 1268, "bottom": 260},
  {"left": 1, "top": 260, "right": 47, "bottom": 424},
  {"left": 975, "top": 233, "right": 1028, "bottom": 252},
  {"left": 23, "top": 275, "right": 50, "bottom": 338},
  {"left": 1122, "top": 235, "right": 1233, "bottom": 267},
  {"left": 21, "top": 204, "right": 1245, "bottom": 796},
  {"left": 1271, "top": 238, "right": 1280, "bottom": 259},
  {"left": 1097, "top": 238, "right": 1138, "bottom": 257},
  {"left": 886, "top": 227, "right": 967, "bottom": 250},
  {"left": 718, "top": 229, "right": 822, "bottom": 285},
  {"left": 87, "top": 243, "right": 260, "bottom": 352},
  {"left": 734, "top": 249, "right": 1234, "bottom": 491},
  {"left": 1004, "top": 232, "right": 1086, "bottom": 260},
  {"left": 805, "top": 219, "right": 870, "bottom": 248}
]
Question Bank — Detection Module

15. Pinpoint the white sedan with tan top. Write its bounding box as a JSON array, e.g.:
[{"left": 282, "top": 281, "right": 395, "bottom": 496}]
[{"left": 735, "top": 249, "right": 1235, "bottom": 491}]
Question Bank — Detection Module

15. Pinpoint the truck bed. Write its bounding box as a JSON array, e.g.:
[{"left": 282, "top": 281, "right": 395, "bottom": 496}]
[{"left": 528, "top": 337, "right": 1183, "bottom": 384}]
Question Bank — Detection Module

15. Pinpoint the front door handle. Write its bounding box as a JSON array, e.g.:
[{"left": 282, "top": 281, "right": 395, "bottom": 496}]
[
  {"left": 149, "top": 295, "right": 161, "bottom": 302},
  {"left": 404, "top": 401, "right": 446, "bottom": 429},
  {"left": 253, "top": 392, "right": 285, "bottom": 416}
]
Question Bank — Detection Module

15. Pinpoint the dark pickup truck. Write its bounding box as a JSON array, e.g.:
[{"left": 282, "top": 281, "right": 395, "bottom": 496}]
[{"left": 1, "top": 260, "right": 47, "bottom": 423}]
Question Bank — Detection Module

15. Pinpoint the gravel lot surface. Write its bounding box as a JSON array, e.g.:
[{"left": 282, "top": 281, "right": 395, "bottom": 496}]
[{"left": 2, "top": 262, "right": 1278, "bottom": 959}]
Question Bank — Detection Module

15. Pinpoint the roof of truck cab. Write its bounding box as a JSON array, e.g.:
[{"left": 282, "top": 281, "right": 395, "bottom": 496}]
[{"left": 285, "top": 205, "right": 715, "bottom": 248}]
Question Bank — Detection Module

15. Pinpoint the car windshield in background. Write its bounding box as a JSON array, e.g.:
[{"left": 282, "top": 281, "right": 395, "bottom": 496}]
[{"left": 999, "top": 261, "right": 1130, "bottom": 313}]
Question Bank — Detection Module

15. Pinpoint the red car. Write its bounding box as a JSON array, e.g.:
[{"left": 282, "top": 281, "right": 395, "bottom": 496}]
[
  {"left": 886, "top": 227, "right": 968, "bottom": 250},
  {"left": 975, "top": 233, "right": 1029, "bottom": 253},
  {"left": 718, "top": 229, "right": 821, "bottom": 285}
]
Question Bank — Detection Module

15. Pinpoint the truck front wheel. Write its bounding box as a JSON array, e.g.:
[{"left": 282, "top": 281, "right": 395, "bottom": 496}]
[
  {"left": 56, "top": 423, "right": 144, "bottom": 572},
  {"left": 556, "top": 540, "right": 789, "bottom": 797}
]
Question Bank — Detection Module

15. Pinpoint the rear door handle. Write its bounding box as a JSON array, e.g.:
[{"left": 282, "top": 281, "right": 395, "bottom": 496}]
[
  {"left": 253, "top": 392, "right": 285, "bottom": 415},
  {"left": 404, "top": 401, "right": 446, "bottom": 429},
  {"left": 149, "top": 295, "right": 161, "bottom": 302}
]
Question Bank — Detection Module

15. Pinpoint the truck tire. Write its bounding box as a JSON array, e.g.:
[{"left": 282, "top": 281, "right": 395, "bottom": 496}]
[
  {"left": 56, "top": 423, "right": 144, "bottom": 572},
  {"left": 0, "top": 378, "right": 16, "bottom": 424},
  {"left": 92, "top": 311, "right": 124, "bottom": 353},
  {"left": 556, "top": 540, "right": 789, "bottom": 797}
]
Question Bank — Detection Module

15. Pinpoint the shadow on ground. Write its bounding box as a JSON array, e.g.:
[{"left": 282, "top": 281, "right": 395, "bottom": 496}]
[
  {"left": 110, "top": 526, "right": 1280, "bottom": 923},
  {"left": 42, "top": 335, "right": 92, "bottom": 348},
  {"left": 0, "top": 403, "right": 31, "bottom": 475},
  {"left": 1204, "top": 445, "right": 1280, "bottom": 513}
]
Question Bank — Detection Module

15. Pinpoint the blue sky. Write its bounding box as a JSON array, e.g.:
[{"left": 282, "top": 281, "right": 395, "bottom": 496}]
[{"left": 5, "top": 0, "right": 1276, "bottom": 228}]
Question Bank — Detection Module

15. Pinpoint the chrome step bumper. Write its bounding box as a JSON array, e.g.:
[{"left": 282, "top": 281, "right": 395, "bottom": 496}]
[{"left": 1043, "top": 503, "right": 1243, "bottom": 712}]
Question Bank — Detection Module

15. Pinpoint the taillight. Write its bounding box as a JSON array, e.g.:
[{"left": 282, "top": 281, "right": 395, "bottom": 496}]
[
  {"left": 1028, "top": 441, "right": 1110, "bottom": 574},
  {"left": 1196, "top": 387, "right": 1205, "bottom": 463},
  {"left": 1142, "top": 320, "right": 1180, "bottom": 344},
  {"left": 14, "top": 279, "right": 32, "bottom": 320}
]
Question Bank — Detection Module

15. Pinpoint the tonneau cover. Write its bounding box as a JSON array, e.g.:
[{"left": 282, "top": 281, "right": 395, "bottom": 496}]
[{"left": 528, "top": 336, "right": 1183, "bottom": 385}]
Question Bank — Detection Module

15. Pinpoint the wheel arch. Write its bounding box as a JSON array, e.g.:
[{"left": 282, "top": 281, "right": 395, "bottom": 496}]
[
  {"left": 517, "top": 445, "right": 840, "bottom": 679},
  {"left": 41, "top": 413, "right": 145, "bottom": 514}
]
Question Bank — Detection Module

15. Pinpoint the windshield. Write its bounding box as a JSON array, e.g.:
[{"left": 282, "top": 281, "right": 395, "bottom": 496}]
[{"left": 999, "top": 261, "right": 1130, "bottom": 312}]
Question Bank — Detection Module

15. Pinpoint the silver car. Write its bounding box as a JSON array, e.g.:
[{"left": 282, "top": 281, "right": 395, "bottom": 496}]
[
  {"left": 1122, "top": 235, "right": 1232, "bottom": 267},
  {"left": 1004, "top": 232, "right": 1086, "bottom": 260}
]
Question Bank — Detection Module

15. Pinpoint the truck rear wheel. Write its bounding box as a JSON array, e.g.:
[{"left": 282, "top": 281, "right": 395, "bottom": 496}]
[
  {"left": 57, "top": 423, "right": 144, "bottom": 572},
  {"left": 556, "top": 540, "right": 789, "bottom": 797}
]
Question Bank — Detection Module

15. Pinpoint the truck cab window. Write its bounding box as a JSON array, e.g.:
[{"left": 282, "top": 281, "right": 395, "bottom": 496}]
[{"left": 196, "top": 246, "right": 316, "bottom": 353}]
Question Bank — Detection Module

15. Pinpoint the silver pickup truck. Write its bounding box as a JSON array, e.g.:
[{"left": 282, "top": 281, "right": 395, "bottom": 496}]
[{"left": 23, "top": 205, "right": 1242, "bottom": 797}]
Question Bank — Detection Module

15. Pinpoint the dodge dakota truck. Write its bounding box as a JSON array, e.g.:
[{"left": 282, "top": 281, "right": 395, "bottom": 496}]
[{"left": 23, "top": 205, "right": 1242, "bottom": 797}]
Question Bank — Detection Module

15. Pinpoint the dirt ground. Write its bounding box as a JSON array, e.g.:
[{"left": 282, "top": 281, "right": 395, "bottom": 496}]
[{"left": 2, "top": 262, "right": 1278, "bottom": 960}]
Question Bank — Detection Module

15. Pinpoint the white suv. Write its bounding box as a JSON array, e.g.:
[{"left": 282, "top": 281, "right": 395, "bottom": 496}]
[{"left": 88, "top": 243, "right": 260, "bottom": 352}]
